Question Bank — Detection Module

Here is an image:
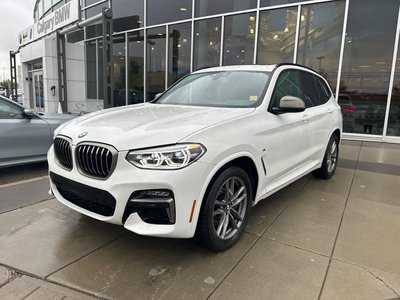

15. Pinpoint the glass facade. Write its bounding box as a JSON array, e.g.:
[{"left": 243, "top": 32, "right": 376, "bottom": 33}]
[
  {"left": 147, "top": 0, "right": 192, "bottom": 26},
  {"left": 147, "top": 27, "right": 166, "bottom": 101},
  {"left": 113, "top": 35, "right": 126, "bottom": 106},
  {"left": 339, "top": 0, "right": 398, "bottom": 135},
  {"left": 193, "top": 18, "right": 222, "bottom": 70},
  {"left": 168, "top": 23, "right": 192, "bottom": 86},
  {"left": 223, "top": 13, "right": 257, "bottom": 65},
  {"left": 297, "top": 1, "right": 345, "bottom": 91},
  {"left": 388, "top": 41, "right": 400, "bottom": 137},
  {"left": 73, "top": 0, "right": 400, "bottom": 141},
  {"left": 196, "top": 0, "right": 257, "bottom": 17},
  {"left": 128, "top": 31, "right": 145, "bottom": 104},
  {"left": 257, "top": 8, "right": 298, "bottom": 64},
  {"left": 113, "top": 0, "right": 144, "bottom": 33}
]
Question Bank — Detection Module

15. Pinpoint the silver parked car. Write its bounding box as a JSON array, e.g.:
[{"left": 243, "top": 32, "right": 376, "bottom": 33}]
[{"left": 0, "top": 96, "right": 76, "bottom": 168}]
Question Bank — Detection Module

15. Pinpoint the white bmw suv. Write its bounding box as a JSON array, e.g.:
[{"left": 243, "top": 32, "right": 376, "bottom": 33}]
[{"left": 48, "top": 64, "right": 342, "bottom": 251}]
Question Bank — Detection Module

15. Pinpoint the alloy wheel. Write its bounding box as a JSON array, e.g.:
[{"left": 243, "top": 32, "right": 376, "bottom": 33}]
[{"left": 212, "top": 176, "right": 248, "bottom": 240}]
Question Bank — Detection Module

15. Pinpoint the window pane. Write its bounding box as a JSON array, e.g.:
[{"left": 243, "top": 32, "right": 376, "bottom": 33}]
[
  {"left": 339, "top": 0, "right": 398, "bottom": 135},
  {"left": 128, "top": 31, "right": 145, "bottom": 104},
  {"left": 257, "top": 7, "right": 297, "bottom": 64},
  {"left": 67, "top": 29, "right": 84, "bottom": 43},
  {"left": 196, "top": 0, "right": 257, "bottom": 18},
  {"left": 86, "top": 41, "right": 97, "bottom": 99},
  {"left": 0, "top": 100, "right": 24, "bottom": 119},
  {"left": 53, "top": 1, "right": 65, "bottom": 11},
  {"left": 223, "top": 13, "right": 256, "bottom": 65},
  {"left": 113, "top": 35, "right": 126, "bottom": 107},
  {"left": 260, "top": 0, "right": 312, "bottom": 7},
  {"left": 193, "top": 18, "right": 221, "bottom": 70},
  {"left": 147, "top": 0, "right": 191, "bottom": 26},
  {"left": 168, "top": 22, "right": 191, "bottom": 86},
  {"left": 271, "top": 70, "right": 303, "bottom": 107},
  {"left": 147, "top": 27, "right": 166, "bottom": 101},
  {"left": 297, "top": 1, "right": 345, "bottom": 91},
  {"left": 38, "top": 0, "right": 44, "bottom": 18},
  {"left": 113, "top": 0, "right": 144, "bottom": 32},
  {"left": 300, "top": 71, "right": 324, "bottom": 107},
  {"left": 387, "top": 41, "right": 400, "bottom": 137},
  {"left": 44, "top": 0, "right": 52, "bottom": 13},
  {"left": 85, "top": 0, "right": 101, "bottom": 7},
  {"left": 86, "top": 2, "right": 109, "bottom": 38}
]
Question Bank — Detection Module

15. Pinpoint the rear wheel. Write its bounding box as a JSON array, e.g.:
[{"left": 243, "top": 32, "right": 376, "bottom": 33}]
[
  {"left": 312, "top": 134, "right": 339, "bottom": 179},
  {"left": 196, "top": 166, "right": 252, "bottom": 251}
]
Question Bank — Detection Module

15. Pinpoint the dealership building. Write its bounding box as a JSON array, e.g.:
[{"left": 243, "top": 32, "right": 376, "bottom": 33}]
[{"left": 14, "top": 0, "right": 400, "bottom": 142}]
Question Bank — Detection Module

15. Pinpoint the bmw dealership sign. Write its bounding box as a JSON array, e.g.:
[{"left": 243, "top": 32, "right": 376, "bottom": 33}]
[{"left": 18, "top": 0, "right": 80, "bottom": 46}]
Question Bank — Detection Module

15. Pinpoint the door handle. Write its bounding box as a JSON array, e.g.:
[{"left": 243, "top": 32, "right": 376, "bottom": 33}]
[
  {"left": 302, "top": 114, "right": 310, "bottom": 122},
  {"left": 327, "top": 108, "right": 333, "bottom": 114}
]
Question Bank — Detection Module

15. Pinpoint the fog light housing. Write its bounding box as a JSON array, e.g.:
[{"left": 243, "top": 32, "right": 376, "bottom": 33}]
[{"left": 122, "top": 189, "right": 175, "bottom": 225}]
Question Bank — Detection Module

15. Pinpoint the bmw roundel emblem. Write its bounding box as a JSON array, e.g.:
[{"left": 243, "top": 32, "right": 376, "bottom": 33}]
[{"left": 78, "top": 132, "right": 88, "bottom": 138}]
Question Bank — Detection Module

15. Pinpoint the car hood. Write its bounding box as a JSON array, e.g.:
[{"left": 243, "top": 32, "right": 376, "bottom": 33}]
[{"left": 58, "top": 103, "right": 254, "bottom": 150}]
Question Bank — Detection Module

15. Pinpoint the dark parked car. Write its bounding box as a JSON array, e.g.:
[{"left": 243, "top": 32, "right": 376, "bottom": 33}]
[{"left": 0, "top": 96, "right": 76, "bottom": 168}]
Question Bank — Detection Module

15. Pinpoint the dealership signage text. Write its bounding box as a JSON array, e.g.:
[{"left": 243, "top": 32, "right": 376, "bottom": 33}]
[{"left": 18, "top": 0, "right": 79, "bottom": 46}]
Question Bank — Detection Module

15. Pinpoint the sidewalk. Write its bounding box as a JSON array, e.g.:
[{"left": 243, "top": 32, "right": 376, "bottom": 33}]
[{"left": 0, "top": 140, "right": 400, "bottom": 299}]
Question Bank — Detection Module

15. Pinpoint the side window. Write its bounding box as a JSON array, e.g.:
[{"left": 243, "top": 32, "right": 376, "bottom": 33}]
[
  {"left": 271, "top": 70, "right": 303, "bottom": 108},
  {"left": 0, "top": 100, "right": 24, "bottom": 119},
  {"left": 300, "top": 71, "right": 322, "bottom": 107},
  {"left": 315, "top": 76, "right": 332, "bottom": 103}
]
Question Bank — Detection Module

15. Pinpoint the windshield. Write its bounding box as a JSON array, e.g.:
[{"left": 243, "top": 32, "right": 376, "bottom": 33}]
[{"left": 155, "top": 71, "right": 270, "bottom": 108}]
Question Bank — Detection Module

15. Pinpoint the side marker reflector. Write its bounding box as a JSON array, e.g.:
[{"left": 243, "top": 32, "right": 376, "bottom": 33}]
[{"left": 189, "top": 200, "right": 196, "bottom": 223}]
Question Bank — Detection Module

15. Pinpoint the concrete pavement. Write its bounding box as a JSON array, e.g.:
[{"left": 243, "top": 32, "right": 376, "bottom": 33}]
[{"left": 0, "top": 140, "right": 400, "bottom": 299}]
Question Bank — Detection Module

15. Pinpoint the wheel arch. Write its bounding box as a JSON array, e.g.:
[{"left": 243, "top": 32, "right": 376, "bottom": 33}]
[{"left": 193, "top": 154, "right": 260, "bottom": 235}]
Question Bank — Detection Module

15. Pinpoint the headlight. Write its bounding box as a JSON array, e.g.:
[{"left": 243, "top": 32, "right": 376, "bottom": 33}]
[{"left": 126, "top": 144, "right": 206, "bottom": 170}]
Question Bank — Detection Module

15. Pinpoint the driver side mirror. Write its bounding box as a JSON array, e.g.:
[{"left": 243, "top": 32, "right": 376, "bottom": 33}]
[
  {"left": 272, "top": 96, "right": 305, "bottom": 114},
  {"left": 23, "top": 108, "right": 34, "bottom": 119}
]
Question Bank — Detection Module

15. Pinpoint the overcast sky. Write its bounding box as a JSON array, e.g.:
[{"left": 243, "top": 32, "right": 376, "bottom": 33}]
[{"left": 0, "top": 0, "right": 35, "bottom": 81}]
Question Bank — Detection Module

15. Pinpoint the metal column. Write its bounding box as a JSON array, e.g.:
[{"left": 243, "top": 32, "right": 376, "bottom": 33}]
[
  {"left": 9, "top": 51, "right": 18, "bottom": 102},
  {"left": 102, "top": 8, "right": 114, "bottom": 109},
  {"left": 56, "top": 32, "right": 68, "bottom": 112}
]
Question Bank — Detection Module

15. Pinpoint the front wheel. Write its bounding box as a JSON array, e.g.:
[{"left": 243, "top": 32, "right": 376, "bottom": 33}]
[
  {"left": 312, "top": 134, "right": 339, "bottom": 179},
  {"left": 196, "top": 167, "right": 253, "bottom": 251}
]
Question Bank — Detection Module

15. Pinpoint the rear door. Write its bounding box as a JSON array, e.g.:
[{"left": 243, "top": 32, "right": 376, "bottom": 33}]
[
  {"left": 299, "top": 71, "right": 335, "bottom": 159},
  {"left": 0, "top": 99, "right": 52, "bottom": 165}
]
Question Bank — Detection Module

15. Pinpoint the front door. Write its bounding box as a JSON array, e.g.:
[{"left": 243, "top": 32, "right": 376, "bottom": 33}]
[{"left": 33, "top": 71, "right": 44, "bottom": 111}]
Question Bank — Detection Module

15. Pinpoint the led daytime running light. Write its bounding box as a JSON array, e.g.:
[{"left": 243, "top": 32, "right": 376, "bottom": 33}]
[{"left": 126, "top": 144, "right": 206, "bottom": 170}]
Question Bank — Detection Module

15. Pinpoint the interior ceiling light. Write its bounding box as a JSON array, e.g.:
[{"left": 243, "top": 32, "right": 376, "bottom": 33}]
[
  {"left": 284, "top": 27, "right": 289, "bottom": 33},
  {"left": 249, "top": 16, "right": 255, "bottom": 21},
  {"left": 273, "top": 34, "right": 279, "bottom": 40},
  {"left": 376, "top": 61, "right": 387, "bottom": 65},
  {"left": 360, "top": 65, "right": 370, "bottom": 68},
  {"left": 177, "top": 44, "right": 182, "bottom": 48},
  {"left": 301, "top": 15, "right": 305, "bottom": 22},
  {"left": 180, "top": 7, "right": 187, "bottom": 11},
  {"left": 249, "top": 28, "right": 255, "bottom": 34}
]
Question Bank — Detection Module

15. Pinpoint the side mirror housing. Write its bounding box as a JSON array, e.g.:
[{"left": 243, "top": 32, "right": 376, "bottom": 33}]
[
  {"left": 272, "top": 95, "right": 306, "bottom": 114},
  {"left": 24, "top": 108, "right": 34, "bottom": 119}
]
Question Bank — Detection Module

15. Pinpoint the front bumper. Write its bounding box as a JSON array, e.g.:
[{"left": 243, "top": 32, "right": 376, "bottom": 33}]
[{"left": 48, "top": 145, "right": 214, "bottom": 238}]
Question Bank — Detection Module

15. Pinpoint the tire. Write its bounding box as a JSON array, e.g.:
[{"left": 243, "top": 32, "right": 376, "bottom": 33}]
[
  {"left": 312, "top": 134, "right": 339, "bottom": 179},
  {"left": 195, "top": 166, "right": 253, "bottom": 251}
]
